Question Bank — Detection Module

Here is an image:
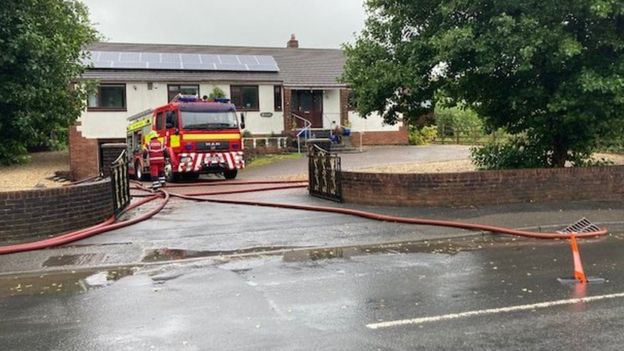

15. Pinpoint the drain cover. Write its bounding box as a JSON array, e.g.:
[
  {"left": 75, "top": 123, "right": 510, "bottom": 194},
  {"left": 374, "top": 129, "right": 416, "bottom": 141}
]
[{"left": 558, "top": 217, "right": 601, "bottom": 234}]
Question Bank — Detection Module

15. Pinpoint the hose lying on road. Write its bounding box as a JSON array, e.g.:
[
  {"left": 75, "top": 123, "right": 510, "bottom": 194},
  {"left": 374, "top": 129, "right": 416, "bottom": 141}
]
[
  {"left": 168, "top": 191, "right": 608, "bottom": 240},
  {"left": 0, "top": 179, "right": 607, "bottom": 255},
  {"left": 162, "top": 179, "right": 307, "bottom": 188}
]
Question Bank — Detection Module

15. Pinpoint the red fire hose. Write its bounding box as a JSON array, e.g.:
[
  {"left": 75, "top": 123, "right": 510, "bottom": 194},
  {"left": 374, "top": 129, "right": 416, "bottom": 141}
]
[
  {"left": 0, "top": 179, "right": 608, "bottom": 256},
  {"left": 168, "top": 192, "right": 607, "bottom": 240}
]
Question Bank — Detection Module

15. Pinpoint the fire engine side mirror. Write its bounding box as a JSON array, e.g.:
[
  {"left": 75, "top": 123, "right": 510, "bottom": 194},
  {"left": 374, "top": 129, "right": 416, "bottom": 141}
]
[{"left": 240, "top": 112, "right": 246, "bottom": 129}]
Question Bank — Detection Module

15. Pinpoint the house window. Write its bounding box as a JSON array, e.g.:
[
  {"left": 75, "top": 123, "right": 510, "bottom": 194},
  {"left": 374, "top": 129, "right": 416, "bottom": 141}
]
[
  {"left": 168, "top": 84, "right": 200, "bottom": 102},
  {"left": 274, "top": 86, "right": 282, "bottom": 111},
  {"left": 230, "top": 85, "right": 259, "bottom": 111},
  {"left": 87, "top": 84, "right": 126, "bottom": 110}
]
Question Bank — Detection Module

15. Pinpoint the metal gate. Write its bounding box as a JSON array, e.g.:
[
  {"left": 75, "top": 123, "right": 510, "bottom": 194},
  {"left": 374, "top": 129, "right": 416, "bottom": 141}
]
[
  {"left": 110, "top": 150, "right": 131, "bottom": 216},
  {"left": 308, "top": 144, "right": 342, "bottom": 202}
]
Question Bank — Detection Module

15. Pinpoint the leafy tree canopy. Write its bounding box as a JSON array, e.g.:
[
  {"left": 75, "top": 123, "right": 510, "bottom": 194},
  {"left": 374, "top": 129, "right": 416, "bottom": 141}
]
[
  {"left": 343, "top": 0, "right": 624, "bottom": 166},
  {"left": 0, "top": 0, "right": 98, "bottom": 164}
]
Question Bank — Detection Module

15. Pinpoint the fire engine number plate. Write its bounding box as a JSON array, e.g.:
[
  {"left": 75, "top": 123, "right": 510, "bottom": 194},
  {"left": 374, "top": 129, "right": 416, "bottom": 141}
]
[{"left": 208, "top": 156, "right": 221, "bottom": 163}]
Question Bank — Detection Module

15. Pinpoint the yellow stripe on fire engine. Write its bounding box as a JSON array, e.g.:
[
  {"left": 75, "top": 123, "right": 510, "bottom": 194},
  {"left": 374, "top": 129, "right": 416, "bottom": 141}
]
[
  {"left": 170, "top": 135, "right": 180, "bottom": 148},
  {"left": 128, "top": 118, "right": 151, "bottom": 132},
  {"left": 183, "top": 133, "right": 241, "bottom": 141}
]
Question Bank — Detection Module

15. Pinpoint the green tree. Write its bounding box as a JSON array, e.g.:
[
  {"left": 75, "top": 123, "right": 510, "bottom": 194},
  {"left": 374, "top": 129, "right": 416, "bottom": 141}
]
[
  {"left": 343, "top": 0, "right": 624, "bottom": 167},
  {"left": 208, "top": 87, "right": 227, "bottom": 100},
  {"left": 0, "top": 0, "right": 98, "bottom": 164}
]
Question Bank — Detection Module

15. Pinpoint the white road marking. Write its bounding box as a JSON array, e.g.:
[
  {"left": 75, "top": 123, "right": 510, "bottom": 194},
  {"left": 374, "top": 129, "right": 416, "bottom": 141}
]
[{"left": 366, "top": 291, "right": 624, "bottom": 329}]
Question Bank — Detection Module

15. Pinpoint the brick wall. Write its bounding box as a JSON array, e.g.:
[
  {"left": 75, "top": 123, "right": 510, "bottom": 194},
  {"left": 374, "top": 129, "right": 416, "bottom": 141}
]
[
  {"left": 339, "top": 89, "right": 349, "bottom": 126},
  {"left": 350, "top": 124, "right": 409, "bottom": 146},
  {"left": 100, "top": 143, "right": 128, "bottom": 178},
  {"left": 342, "top": 166, "right": 624, "bottom": 207},
  {"left": 283, "top": 88, "right": 293, "bottom": 132},
  {"left": 0, "top": 179, "right": 114, "bottom": 244},
  {"left": 69, "top": 124, "right": 100, "bottom": 181}
]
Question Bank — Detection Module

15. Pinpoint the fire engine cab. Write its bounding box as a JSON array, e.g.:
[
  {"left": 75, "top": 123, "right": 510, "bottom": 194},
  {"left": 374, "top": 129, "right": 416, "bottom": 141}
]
[{"left": 126, "top": 95, "right": 245, "bottom": 181}]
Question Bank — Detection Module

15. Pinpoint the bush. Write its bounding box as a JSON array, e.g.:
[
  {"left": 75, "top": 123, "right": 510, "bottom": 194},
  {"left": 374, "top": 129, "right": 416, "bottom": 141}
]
[
  {"left": 435, "top": 106, "right": 484, "bottom": 143},
  {"left": 409, "top": 125, "right": 438, "bottom": 145},
  {"left": 471, "top": 134, "right": 614, "bottom": 170},
  {"left": 470, "top": 134, "right": 548, "bottom": 170}
]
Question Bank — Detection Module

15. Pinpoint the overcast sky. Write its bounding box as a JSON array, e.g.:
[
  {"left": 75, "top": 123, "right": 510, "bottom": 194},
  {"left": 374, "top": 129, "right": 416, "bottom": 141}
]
[{"left": 82, "top": 0, "right": 366, "bottom": 49}]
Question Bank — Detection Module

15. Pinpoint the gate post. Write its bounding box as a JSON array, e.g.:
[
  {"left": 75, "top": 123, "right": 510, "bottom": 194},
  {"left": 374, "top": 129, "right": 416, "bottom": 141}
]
[{"left": 110, "top": 150, "right": 131, "bottom": 216}]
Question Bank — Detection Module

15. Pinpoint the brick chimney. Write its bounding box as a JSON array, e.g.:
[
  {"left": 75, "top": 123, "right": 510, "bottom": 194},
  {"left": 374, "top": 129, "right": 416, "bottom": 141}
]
[{"left": 287, "top": 34, "right": 299, "bottom": 48}]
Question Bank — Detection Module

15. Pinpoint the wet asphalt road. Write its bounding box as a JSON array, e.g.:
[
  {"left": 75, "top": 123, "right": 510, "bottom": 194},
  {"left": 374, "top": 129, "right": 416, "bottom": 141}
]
[{"left": 2, "top": 234, "right": 624, "bottom": 350}]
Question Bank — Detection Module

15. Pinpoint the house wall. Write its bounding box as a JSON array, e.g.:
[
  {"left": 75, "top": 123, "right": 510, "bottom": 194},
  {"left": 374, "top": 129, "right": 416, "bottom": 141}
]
[
  {"left": 345, "top": 101, "right": 408, "bottom": 146},
  {"left": 78, "top": 82, "right": 283, "bottom": 139},
  {"left": 323, "top": 89, "right": 341, "bottom": 129},
  {"left": 240, "top": 85, "right": 284, "bottom": 135},
  {"left": 348, "top": 111, "right": 401, "bottom": 132}
]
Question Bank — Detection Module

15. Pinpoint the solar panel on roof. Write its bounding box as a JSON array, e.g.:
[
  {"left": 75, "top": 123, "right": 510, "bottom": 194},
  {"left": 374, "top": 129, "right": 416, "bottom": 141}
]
[
  {"left": 98, "top": 52, "right": 119, "bottom": 61},
  {"left": 183, "top": 63, "right": 216, "bottom": 70},
  {"left": 219, "top": 55, "right": 239, "bottom": 64},
  {"left": 120, "top": 52, "right": 141, "bottom": 62},
  {"left": 85, "top": 50, "right": 279, "bottom": 72},
  {"left": 214, "top": 63, "right": 247, "bottom": 71},
  {"left": 255, "top": 56, "right": 276, "bottom": 65},
  {"left": 238, "top": 56, "right": 258, "bottom": 65},
  {"left": 141, "top": 53, "right": 160, "bottom": 62},
  {"left": 199, "top": 54, "right": 219, "bottom": 64},
  {"left": 161, "top": 53, "right": 180, "bottom": 63},
  {"left": 114, "top": 61, "right": 148, "bottom": 69},
  {"left": 180, "top": 54, "right": 201, "bottom": 64}
]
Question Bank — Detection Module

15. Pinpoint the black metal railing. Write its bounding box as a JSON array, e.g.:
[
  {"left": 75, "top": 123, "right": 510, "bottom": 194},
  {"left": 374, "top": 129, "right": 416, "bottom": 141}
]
[
  {"left": 110, "top": 150, "right": 131, "bottom": 216},
  {"left": 308, "top": 144, "right": 342, "bottom": 202}
]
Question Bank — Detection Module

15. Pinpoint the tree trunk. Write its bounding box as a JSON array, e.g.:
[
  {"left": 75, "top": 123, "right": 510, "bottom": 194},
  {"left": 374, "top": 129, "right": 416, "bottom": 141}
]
[{"left": 552, "top": 136, "right": 567, "bottom": 167}]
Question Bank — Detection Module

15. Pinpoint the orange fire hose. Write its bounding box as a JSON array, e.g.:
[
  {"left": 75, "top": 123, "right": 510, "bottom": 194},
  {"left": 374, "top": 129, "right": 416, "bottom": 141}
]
[{"left": 0, "top": 179, "right": 607, "bottom": 256}]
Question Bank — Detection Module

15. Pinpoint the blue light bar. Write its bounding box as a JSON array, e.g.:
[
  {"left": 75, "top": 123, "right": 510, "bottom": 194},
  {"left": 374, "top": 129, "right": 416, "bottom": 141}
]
[
  {"left": 214, "top": 98, "right": 231, "bottom": 103},
  {"left": 170, "top": 94, "right": 200, "bottom": 103}
]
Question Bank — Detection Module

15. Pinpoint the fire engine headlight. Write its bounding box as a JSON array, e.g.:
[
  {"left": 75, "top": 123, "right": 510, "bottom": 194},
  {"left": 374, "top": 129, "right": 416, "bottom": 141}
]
[{"left": 180, "top": 156, "right": 192, "bottom": 163}]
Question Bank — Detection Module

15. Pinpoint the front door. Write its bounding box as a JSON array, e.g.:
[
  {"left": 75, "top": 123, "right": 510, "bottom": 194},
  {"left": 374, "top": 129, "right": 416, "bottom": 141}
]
[{"left": 292, "top": 90, "right": 323, "bottom": 128}]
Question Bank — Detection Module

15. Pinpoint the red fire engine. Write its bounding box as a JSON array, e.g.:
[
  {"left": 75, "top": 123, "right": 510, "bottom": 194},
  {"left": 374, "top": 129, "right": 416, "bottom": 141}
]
[{"left": 126, "top": 95, "right": 245, "bottom": 181}]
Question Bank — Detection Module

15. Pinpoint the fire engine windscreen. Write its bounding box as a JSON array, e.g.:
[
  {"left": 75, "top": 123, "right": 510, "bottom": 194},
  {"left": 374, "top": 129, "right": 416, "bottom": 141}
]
[{"left": 180, "top": 111, "right": 239, "bottom": 130}]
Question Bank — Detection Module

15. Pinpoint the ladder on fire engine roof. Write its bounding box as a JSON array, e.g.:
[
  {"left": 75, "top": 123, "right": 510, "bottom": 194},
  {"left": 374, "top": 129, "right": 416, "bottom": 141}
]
[{"left": 127, "top": 109, "right": 155, "bottom": 122}]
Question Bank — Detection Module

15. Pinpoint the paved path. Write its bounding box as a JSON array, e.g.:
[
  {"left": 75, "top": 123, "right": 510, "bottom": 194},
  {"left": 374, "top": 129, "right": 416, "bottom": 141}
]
[{"left": 238, "top": 145, "right": 470, "bottom": 180}]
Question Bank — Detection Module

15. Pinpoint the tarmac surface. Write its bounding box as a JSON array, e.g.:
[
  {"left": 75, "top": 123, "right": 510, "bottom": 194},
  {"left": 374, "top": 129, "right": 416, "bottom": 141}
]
[{"left": 1, "top": 145, "right": 624, "bottom": 350}]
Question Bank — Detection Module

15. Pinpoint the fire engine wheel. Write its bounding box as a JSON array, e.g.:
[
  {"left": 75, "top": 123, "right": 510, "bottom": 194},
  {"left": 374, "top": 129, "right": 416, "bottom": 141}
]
[
  {"left": 135, "top": 161, "right": 145, "bottom": 180},
  {"left": 223, "top": 170, "right": 238, "bottom": 180},
  {"left": 164, "top": 158, "right": 176, "bottom": 183}
]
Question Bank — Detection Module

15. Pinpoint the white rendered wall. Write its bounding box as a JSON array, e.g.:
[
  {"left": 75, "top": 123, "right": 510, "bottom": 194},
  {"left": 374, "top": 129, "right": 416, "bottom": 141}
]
[
  {"left": 237, "top": 85, "right": 284, "bottom": 135},
  {"left": 322, "top": 89, "right": 341, "bottom": 129},
  {"left": 322, "top": 88, "right": 402, "bottom": 132},
  {"left": 78, "top": 82, "right": 167, "bottom": 139},
  {"left": 78, "top": 82, "right": 284, "bottom": 138},
  {"left": 348, "top": 111, "right": 401, "bottom": 132}
]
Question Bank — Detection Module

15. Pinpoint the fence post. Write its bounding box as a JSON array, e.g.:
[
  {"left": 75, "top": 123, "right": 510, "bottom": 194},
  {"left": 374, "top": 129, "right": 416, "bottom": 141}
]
[{"left": 110, "top": 150, "right": 131, "bottom": 216}]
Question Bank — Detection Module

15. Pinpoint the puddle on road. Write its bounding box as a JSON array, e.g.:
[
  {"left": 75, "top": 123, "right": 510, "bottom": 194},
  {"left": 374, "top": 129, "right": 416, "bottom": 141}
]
[
  {"left": 142, "top": 236, "right": 522, "bottom": 266},
  {"left": 282, "top": 238, "right": 485, "bottom": 262},
  {"left": 43, "top": 253, "right": 107, "bottom": 267},
  {"left": 141, "top": 232, "right": 592, "bottom": 266},
  {"left": 0, "top": 268, "right": 133, "bottom": 298},
  {"left": 142, "top": 246, "right": 300, "bottom": 263}
]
